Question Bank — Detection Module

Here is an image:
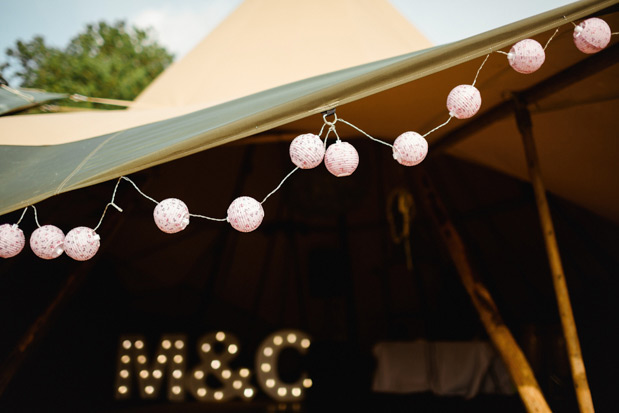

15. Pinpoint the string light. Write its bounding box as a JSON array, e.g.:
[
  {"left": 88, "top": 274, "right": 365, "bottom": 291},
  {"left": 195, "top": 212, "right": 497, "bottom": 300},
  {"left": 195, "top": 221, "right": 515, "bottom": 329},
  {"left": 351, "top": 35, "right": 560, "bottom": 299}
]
[
  {"left": 324, "top": 141, "right": 359, "bottom": 177},
  {"left": 63, "top": 227, "right": 100, "bottom": 261},
  {"left": 0, "top": 207, "right": 27, "bottom": 258},
  {"left": 153, "top": 198, "right": 190, "bottom": 234},
  {"left": 447, "top": 85, "right": 482, "bottom": 118},
  {"left": 289, "top": 133, "right": 325, "bottom": 169},
  {"left": 29, "top": 205, "right": 65, "bottom": 259},
  {"left": 2, "top": 16, "right": 615, "bottom": 254},
  {"left": 392, "top": 132, "right": 428, "bottom": 166},
  {"left": 507, "top": 39, "right": 546, "bottom": 74},
  {"left": 227, "top": 196, "right": 264, "bottom": 233},
  {"left": 574, "top": 18, "right": 612, "bottom": 54},
  {"left": 0, "top": 224, "right": 26, "bottom": 258}
]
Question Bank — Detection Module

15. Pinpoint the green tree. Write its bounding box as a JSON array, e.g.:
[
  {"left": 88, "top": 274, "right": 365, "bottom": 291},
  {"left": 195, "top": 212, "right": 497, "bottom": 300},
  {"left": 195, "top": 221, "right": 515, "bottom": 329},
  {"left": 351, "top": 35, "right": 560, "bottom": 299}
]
[{"left": 2, "top": 21, "right": 173, "bottom": 108}]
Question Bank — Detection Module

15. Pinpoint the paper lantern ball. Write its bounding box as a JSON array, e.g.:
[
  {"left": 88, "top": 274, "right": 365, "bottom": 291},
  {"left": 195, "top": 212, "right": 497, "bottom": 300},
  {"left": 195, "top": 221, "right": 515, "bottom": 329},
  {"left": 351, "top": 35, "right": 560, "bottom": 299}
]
[
  {"left": 64, "top": 227, "right": 100, "bottom": 261},
  {"left": 0, "top": 224, "right": 26, "bottom": 258},
  {"left": 324, "top": 141, "right": 359, "bottom": 177},
  {"left": 446, "top": 85, "right": 482, "bottom": 119},
  {"left": 507, "top": 39, "right": 545, "bottom": 74},
  {"left": 573, "top": 18, "right": 611, "bottom": 54},
  {"left": 30, "top": 225, "right": 65, "bottom": 260},
  {"left": 154, "top": 198, "right": 190, "bottom": 234},
  {"left": 227, "top": 196, "right": 264, "bottom": 233},
  {"left": 290, "top": 133, "right": 325, "bottom": 169},
  {"left": 392, "top": 132, "right": 428, "bottom": 166}
]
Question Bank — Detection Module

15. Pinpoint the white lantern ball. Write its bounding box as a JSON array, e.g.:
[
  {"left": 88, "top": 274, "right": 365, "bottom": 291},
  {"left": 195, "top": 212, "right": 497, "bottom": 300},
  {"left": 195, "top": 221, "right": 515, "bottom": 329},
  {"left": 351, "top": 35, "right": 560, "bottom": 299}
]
[
  {"left": 153, "top": 198, "right": 190, "bottom": 234},
  {"left": 64, "top": 227, "right": 100, "bottom": 261},
  {"left": 324, "top": 141, "right": 359, "bottom": 177},
  {"left": 227, "top": 196, "right": 264, "bottom": 233},
  {"left": 393, "top": 132, "right": 428, "bottom": 166},
  {"left": 507, "top": 39, "right": 545, "bottom": 74},
  {"left": 290, "top": 133, "right": 325, "bottom": 169},
  {"left": 574, "top": 18, "right": 611, "bottom": 54},
  {"left": 0, "top": 224, "right": 26, "bottom": 258},
  {"left": 30, "top": 225, "right": 65, "bottom": 260},
  {"left": 446, "top": 85, "right": 482, "bottom": 119}
]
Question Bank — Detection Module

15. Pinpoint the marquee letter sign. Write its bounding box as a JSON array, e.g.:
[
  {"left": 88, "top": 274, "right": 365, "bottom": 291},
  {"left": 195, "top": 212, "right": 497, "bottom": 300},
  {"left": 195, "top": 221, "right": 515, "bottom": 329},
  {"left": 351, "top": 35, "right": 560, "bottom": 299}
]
[
  {"left": 186, "top": 331, "right": 256, "bottom": 401},
  {"left": 114, "top": 329, "right": 311, "bottom": 403},
  {"left": 255, "top": 329, "right": 312, "bottom": 401},
  {"left": 115, "top": 334, "right": 187, "bottom": 401}
]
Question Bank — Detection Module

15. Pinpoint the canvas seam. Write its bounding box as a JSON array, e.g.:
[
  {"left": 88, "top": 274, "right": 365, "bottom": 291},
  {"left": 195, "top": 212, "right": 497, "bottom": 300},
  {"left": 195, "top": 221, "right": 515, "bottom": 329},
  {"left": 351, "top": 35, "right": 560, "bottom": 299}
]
[{"left": 54, "top": 131, "right": 123, "bottom": 195}]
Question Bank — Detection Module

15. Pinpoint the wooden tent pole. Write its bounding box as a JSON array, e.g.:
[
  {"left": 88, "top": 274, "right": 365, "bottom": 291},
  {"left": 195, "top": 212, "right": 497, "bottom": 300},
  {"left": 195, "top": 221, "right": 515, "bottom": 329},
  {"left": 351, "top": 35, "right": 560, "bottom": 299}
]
[
  {"left": 512, "top": 96, "right": 594, "bottom": 413},
  {"left": 415, "top": 170, "right": 551, "bottom": 413}
]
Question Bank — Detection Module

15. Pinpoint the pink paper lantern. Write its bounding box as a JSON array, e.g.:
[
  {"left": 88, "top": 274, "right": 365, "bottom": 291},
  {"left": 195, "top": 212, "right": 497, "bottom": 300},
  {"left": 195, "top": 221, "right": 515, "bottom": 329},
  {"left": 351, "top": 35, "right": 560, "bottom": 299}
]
[
  {"left": 64, "top": 227, "right": 100, "bottom": 261},
  {"left": 393, "top": 132, "right": 428, "bottom": 166},
  {"left": 507, "top": 39, "right": 545, "bottom": 74},
  {"left": 227, "top": 196, "right": 264, "bottom": 233},
  {"left": 574, "top": 18, "right": 611, "bottom": 54},
  {"left": 324, "top": 141, "right": 359, "bottom": 177},
  {"left": 446, "top": 85, "right": 481, "bottom": 119},
  {"left": 0, "top": 224, "right": 26, "bottom": 258},
  {"left": 154, "top": 198, "right": 190, "bottom": 234},
  {"left": 290, "top": 133, "right": 325, "bottom": 169},
  {"left": 30, "top": 225, "right": 65, "bottom": 260}
]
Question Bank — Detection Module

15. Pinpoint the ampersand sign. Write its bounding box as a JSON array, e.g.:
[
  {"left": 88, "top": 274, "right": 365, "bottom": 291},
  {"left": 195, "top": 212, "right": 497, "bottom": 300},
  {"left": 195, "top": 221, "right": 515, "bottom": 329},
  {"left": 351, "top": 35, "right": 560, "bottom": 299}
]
[{"left": 186, "top": 331, "right": 256, "bottom": 401}]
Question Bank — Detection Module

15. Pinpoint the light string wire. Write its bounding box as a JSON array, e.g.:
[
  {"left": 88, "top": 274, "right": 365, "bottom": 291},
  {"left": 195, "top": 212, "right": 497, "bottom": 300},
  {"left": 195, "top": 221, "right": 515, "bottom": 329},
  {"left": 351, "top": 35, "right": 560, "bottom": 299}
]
[
  {"left": 471, "top": 53, "right": 491, "bottom": 87},
  {"left": 338, "top": 118, "right": 393, "bottom": 149},
  {"left": 497, "top": 19, "right": 567, "bottom": 57},
  {"left": 94, "top": 177, "right": 124, "bottom": 231},
  {"left": 120, "top": 176, "right": 159, "bottom": 204},
  {"left": 320, "top": 113, "right": 404, "bottom": 159},
  {"left": 261, "top": 166, "right": 300, "bottom": 205},
  {"left": 544, "top": 28, "right": 561, "bottom": 50},
  {"left": 189, "top": 213, "right": 228, "bottom": 222},
  {"left": 32, "top": 205, "right": 41, "bottom": 228},
  {"left": 423, "top": 116, "right": 453, "bottom": 138},
  {"left": 120, "top": 175, "right": 227, "bottom": 221},
  {"left": 15, "top": 207, "right": 29, "bottom": 225}
]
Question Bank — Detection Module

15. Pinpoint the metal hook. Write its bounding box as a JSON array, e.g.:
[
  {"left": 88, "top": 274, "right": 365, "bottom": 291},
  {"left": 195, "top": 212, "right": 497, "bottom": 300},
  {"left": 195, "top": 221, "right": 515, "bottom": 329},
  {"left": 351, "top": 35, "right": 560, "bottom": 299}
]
[{"left": 322, "top": 108, "right": 337, "bottom": 126}]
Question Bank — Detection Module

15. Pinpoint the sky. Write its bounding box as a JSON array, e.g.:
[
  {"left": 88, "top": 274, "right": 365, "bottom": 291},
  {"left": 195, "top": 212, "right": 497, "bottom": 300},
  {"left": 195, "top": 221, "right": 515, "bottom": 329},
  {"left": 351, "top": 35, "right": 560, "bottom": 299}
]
[{"left": 1, "top": 0, "right": 574, "bottom": 83}]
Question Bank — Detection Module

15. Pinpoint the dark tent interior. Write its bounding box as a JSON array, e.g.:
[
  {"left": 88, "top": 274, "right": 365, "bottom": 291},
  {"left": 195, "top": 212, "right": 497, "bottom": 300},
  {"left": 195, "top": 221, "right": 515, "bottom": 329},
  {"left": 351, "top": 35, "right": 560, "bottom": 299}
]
[{"left": 1, "top": 130, "right": 618, "bottom": 412}]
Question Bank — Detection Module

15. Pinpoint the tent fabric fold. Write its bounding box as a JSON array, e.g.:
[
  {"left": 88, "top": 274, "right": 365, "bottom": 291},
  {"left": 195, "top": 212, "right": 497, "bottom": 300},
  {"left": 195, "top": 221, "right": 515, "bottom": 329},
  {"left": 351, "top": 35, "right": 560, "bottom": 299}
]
[{"left": 0, "top": 0, "right": 617, "bottom": 219}]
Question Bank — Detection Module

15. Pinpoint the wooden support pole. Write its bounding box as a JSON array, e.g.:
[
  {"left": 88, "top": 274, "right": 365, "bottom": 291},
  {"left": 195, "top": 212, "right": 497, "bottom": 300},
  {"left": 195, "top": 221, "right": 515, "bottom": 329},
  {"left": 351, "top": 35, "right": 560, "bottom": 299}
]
[
  {"left": 512, "top": 96, "right": 594, "bottom": 413},
  {"left": 415, "top": 170, "right": 551, "bottom": 413}
]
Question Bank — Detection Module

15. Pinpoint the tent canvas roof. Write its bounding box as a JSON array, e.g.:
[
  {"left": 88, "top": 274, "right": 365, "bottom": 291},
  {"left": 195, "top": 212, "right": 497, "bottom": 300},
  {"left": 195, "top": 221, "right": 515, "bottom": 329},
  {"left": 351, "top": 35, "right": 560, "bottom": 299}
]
[
  {"left": 0, "top": 0, "right": 617, "bottom": 224},
  {"left": 133, "top": 0, "right": 434, "bottom": 109}
]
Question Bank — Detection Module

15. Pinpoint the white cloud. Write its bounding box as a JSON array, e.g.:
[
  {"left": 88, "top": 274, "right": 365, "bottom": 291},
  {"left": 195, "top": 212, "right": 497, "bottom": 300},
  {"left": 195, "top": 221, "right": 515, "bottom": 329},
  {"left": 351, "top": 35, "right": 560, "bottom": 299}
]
[{"left": 130, "top": 0, "right": 242, "bottom": 60}]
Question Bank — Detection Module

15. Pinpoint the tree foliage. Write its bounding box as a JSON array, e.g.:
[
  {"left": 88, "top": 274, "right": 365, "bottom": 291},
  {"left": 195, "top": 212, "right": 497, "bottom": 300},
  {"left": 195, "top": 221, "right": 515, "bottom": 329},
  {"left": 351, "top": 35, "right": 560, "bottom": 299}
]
[{"left": 2, "top": 21, "right": 173, "bottom": 106}]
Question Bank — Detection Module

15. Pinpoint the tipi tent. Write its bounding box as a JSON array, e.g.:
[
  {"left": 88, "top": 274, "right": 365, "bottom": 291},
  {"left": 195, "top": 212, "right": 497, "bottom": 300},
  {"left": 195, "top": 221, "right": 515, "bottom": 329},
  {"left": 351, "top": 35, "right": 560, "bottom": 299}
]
[{"left": 0, "top": 0, "right": 618, "bottom": 412}]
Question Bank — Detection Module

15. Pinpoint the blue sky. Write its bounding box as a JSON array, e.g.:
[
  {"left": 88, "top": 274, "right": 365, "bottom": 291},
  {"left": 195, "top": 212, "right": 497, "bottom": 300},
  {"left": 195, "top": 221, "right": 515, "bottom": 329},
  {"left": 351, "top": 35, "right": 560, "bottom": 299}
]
[{"left": 2, "top": 0, "right": 574, "bottom": 82}]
